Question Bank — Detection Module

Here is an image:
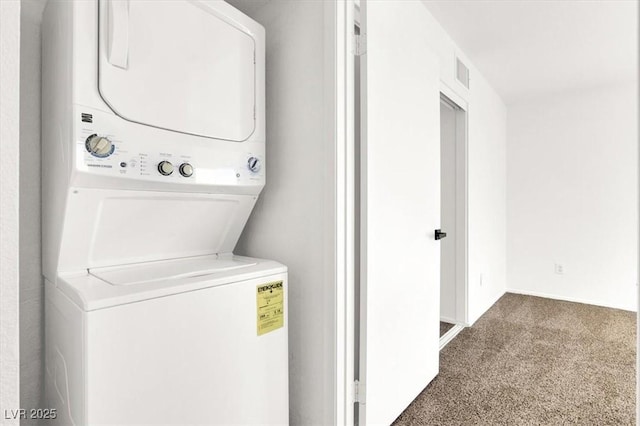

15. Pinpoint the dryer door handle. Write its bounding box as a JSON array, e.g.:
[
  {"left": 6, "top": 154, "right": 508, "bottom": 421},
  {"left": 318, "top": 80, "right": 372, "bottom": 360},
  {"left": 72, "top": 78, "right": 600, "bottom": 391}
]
[{"left": 107, "top": 0, "right": 130, "bottom": 69}]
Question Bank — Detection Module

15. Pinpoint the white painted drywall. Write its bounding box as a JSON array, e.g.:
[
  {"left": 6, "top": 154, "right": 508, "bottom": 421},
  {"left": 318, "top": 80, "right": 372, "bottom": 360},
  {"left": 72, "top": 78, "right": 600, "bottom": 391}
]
[
  {"left": 420, "top": 6, "right": 508, "bottom": 325},
  {"left": 232, "top": 1, "right": 339, "bottom": 424},
  {"left": 465, "top": 76, "right": 508, "bottom": 324},
  {"left": 19, "top": 1, "right": 47, "bottom": 420},
  {"left": 507, "top": 82, "right": 638, "bottom": 311},
  {"left": 1, "top": 0, "right": 21, "bottom": 423}
]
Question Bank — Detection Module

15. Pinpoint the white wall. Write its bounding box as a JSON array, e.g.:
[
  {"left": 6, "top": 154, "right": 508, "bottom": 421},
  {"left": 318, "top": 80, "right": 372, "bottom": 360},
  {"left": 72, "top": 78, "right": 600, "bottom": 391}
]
[
  {"left": 232, "top": 1, "right": 340, "bottom": 424},
  {"left": 507, "top": 82, "right": 638, "bottom": 311},
  {"left": 466, "top": 77, "right": 508, "bottom": 324},
  {"left": 19, "top": 1, "right": 47, "bottom": 420},
  {"left": 420, "top": 3, "right": 508, "bottom": 324},
  {"left": 1, "top": 0, "right": 21, "bottom": 422}
]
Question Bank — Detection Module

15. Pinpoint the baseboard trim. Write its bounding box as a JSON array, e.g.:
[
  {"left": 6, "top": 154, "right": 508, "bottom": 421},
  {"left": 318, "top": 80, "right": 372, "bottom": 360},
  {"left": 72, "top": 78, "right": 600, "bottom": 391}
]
[
  {"left": 439, "top": 324, "right": 464, "bottom": 351},
  {"left": 506, "top": 288, "right": 637, "bottom": 312},
  {"left": 440, "top": 315, "right": 458, "bottom": 324}
]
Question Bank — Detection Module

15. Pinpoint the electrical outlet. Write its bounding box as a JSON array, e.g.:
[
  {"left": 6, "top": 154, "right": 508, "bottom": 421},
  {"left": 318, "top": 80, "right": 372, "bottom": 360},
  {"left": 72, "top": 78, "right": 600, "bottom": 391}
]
[{"left": 554, "top": 263, "right": 564, "bottom": 275}]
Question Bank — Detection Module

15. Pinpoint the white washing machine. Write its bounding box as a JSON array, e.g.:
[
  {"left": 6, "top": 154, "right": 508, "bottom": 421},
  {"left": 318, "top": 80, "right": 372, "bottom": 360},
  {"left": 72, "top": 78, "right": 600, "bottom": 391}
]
[{"left": 41, "top": 1, "right": 288, "bottom": 425}]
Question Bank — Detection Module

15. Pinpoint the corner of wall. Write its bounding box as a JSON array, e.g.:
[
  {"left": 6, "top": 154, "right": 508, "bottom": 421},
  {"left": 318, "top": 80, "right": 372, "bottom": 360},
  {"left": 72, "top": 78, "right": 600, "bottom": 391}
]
[{"left": 1, "top": 0, "right": 22, "bottom": 421}]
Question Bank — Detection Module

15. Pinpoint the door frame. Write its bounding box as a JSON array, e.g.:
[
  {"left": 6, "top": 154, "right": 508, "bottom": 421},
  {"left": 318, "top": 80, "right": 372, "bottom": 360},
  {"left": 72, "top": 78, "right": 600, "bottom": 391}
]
[
  {"left": 440, "top": 83, "right": 470, "bottom": 326},
  {"left": 330, "top": 0, "right": 356, "bottom": 425}
]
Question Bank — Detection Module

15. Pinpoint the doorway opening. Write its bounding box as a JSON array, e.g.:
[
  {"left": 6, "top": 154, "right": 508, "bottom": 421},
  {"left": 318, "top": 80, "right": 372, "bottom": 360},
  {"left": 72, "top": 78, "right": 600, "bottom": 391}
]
[{"left": 439, "top": 92, "right": 468, "bottom": 349}]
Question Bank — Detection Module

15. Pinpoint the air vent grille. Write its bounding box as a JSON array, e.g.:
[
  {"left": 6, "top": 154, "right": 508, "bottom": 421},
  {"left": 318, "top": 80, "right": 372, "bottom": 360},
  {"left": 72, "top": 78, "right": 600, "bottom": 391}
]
[{"left": 456, "top": 58, "right": 469, "bottom": 89}]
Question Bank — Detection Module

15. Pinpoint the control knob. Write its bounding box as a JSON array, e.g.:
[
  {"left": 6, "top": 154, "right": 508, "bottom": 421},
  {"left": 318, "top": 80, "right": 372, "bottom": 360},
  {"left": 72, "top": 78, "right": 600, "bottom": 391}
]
[
  {"left": 85, "top": 134, "right": 114, "bottom": 158},
  {"left": 247, "top": 156, "right": 261, "bottom": 173},
  {"left": 157, "top": 161, "right": 174, "bottom": 176},
  {"left": 179, "top": 163, "right": 194, "bottom": 177}
]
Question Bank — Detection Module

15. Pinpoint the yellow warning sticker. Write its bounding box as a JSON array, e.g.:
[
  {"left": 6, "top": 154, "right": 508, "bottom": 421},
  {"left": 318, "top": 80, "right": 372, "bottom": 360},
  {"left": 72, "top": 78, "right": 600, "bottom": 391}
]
[{"left": 256, "top": 281, "right": 284, "bottom": 336}]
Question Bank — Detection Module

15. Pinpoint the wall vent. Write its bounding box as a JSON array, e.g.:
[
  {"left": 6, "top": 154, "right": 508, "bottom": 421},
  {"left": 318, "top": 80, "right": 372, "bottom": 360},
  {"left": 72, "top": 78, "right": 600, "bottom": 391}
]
[{"left": 456, "top": 57, "right": 469, "bottom": 89}]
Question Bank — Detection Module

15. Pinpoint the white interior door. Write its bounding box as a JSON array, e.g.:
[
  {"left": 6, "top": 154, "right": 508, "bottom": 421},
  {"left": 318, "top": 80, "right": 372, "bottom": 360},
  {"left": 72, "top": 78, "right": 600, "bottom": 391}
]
[
  {"left": 98, "top": 0, "right": 259, "bottom": 141},
  {"left": 440, "top": 98, "right": 457, "bottom": 322},
  {"left": 359, "top": 1, "right": 441, "bottom": 425}
]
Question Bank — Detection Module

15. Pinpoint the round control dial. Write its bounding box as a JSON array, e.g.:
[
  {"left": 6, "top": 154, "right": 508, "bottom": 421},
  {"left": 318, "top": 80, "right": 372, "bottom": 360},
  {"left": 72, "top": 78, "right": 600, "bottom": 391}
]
[
  {"left": 157, "top": 161, "right": 174, "bottom": 176},
  {"left": 85, "top": 134, "right": 114, "bottom": 158},
  {"left": 247, "top": 156, "right": 261, "bottom": 173},
  {"left": 179, "top": 163, "right": 194, "bottom": 177}
]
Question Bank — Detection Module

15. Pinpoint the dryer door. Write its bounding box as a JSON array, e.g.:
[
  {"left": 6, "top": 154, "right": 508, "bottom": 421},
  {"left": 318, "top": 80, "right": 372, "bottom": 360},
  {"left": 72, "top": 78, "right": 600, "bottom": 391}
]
[{"left": 98, "top": 0, "right": 259, "bottom": 142}]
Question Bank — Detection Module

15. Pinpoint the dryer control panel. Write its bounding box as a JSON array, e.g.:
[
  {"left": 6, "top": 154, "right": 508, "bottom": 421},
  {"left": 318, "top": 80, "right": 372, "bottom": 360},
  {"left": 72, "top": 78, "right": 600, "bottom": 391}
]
[{"left": 73, "top": 107, "right": 265, "bottom": 189}]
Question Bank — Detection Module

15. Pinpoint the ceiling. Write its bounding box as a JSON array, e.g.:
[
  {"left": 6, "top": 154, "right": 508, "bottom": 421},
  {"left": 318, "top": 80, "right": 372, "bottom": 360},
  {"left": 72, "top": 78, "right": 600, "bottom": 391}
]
[
  {"left": 422, "top": 0, "right": 639, "bottom": 104},
  {"left": 28, "top": 0, "right": 636, "bottom": 106}
]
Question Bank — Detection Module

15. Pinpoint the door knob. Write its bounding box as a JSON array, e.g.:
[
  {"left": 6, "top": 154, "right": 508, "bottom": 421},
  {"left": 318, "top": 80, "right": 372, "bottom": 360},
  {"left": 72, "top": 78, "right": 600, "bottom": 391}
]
[{"left": 435, "top": 229, "right": 447, "bottom": 240}]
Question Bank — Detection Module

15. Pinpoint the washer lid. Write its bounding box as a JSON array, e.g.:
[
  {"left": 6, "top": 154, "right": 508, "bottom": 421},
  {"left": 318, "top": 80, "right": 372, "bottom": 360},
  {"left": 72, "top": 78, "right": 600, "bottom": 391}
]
[
  {"left": 89, "top": 255, "right": 257, "bottom": 286},
  {"left": 98, "top": 0, "right": 259, "bottom": 141},
  {"left": 56, "top": 255, "right": 287, "bottom": 311}
]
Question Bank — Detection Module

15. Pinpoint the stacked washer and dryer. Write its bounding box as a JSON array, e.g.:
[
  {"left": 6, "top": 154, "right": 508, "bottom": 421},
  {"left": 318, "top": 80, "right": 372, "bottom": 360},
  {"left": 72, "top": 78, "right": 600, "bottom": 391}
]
[{"left": 42, "top": 1, "right": 288, "bottom": 424}]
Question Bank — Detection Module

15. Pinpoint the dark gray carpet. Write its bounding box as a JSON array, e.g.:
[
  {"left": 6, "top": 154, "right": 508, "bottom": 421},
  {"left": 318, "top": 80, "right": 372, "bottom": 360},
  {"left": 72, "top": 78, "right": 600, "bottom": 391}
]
[
  {"left": 440, "top": 321, "right": 455, "bottom": 337},
  {"left": 394, "top": 293, "right": 636, "bottom": 425}
]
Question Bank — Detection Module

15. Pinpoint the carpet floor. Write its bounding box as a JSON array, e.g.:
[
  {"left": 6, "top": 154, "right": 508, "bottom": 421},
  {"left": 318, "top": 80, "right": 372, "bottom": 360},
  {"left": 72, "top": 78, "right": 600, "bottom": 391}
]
[
  {"left": 440, "top": 321, "right": 455, "bottom": 337},
  {"left": 393, "top": 293, "right": 636, "bottom": 425}
]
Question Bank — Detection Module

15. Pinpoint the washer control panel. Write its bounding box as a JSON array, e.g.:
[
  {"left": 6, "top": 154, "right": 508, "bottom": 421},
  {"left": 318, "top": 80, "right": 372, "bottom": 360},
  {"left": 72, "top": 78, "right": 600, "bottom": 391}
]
[{"left": 74, "top": 109, "right": 264, "bottom": 187}]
